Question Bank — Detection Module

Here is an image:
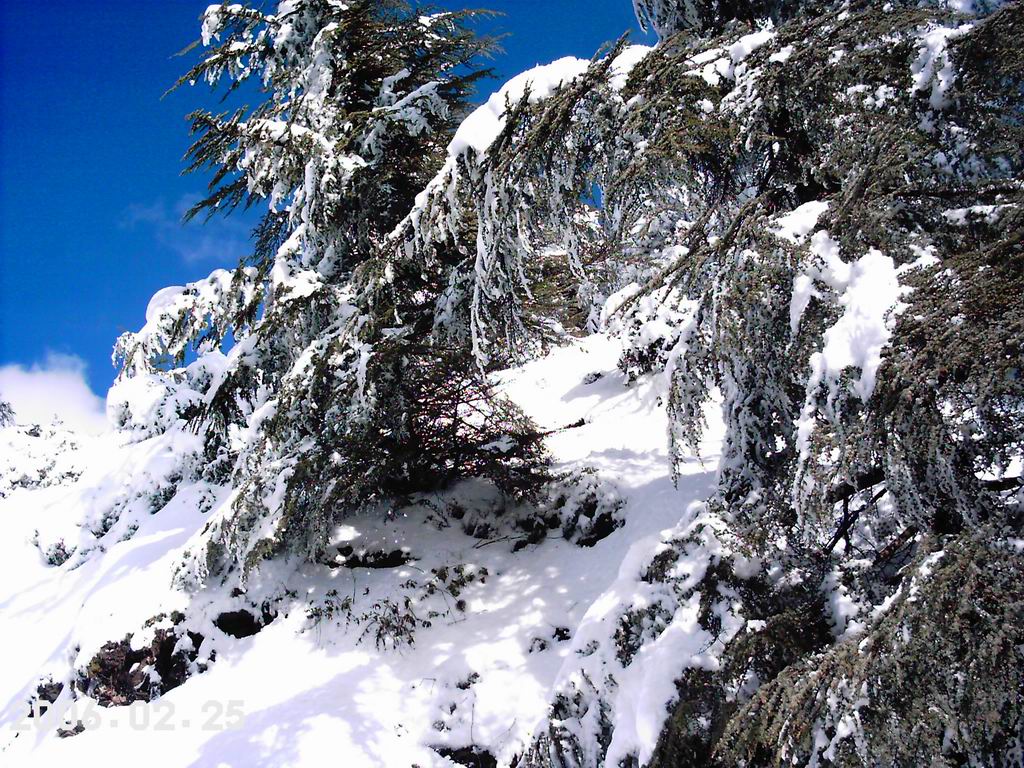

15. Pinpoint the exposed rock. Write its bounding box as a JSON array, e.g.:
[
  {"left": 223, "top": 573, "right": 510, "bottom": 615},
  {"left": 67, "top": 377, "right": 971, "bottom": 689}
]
[
  {"left": 432, "top": 745, "right": 498, "bottom": 768},
  {"left": 76, "top": 626, "right": 205, "bottom": 706},
  {"left": 57, "top": 722, "right": 85, "bottom": 738},
  {"left": 34, "top": 678, "right": 63, "bottom": 707},
  {"left": 338, "top": 547, "right": 414, "bottom": 569}
]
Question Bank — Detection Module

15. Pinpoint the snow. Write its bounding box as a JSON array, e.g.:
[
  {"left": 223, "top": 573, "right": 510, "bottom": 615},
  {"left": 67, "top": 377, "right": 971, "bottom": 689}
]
[
  {"left": 822, "top": 569, "right": 865, "bottom": 639},
  {"left": 943, "top": 0, "right": 1010, "bottom": 11},
  {"left": 789, "top": 273, "right": 819, "bottom": 335},
  {"left": 942, "top": 203, "right": 1016, "bottom": 225},
  {"left": 728, "top": 28, "right": 775, "bottom": 65},
  {"left": 773, "top": 200, "right": 830, "bottom": 244},
  {"left": 448, "top": 57, "right": 591, "bottom": 158},
  {"left": 686, "top": 27, "right": 776, "bottom": 86},
  {"left": 596, "top": 515, "right": 741, "bottom": 767},
  {"left": 145, "top": 286, "right": 187, "bottom": 324},
  {"left": 609, "top": 45, "right": 654, "bottom": 91},
  {"left": 0, "top": 332, "right": 725, "bottom": 767},
  {"left": 445, "top": 45, "right": 650, "bottom": 160},
  {"left": 815, "top": 247, "right": 901, "bottom": 402},
  {"left": 909, "top": 24, "right": 973, "bottom": 111},
  {"left": 200, "top": 4, "right": 242, "bottom": 47},
  {"left": 791, "top": 230, "right": 908, "bottom": 404},
  {"left": 791, "top": 230, "right": 929, "bottom": 464}
]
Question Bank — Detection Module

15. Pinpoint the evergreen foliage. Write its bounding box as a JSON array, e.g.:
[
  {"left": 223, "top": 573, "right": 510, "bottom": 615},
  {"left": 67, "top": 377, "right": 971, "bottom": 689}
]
[
  {"left": 393, "top": 0, "right": 1023, "bottom": 763},
  {"left": 113, "top": 0, "right": 550, "bottom": 581},
  {"left": 418, "top": 0, "right": 1023, "bottom": 560},
  {"left": 714, "top": 532, "right": 1024, "bottom": 767}
]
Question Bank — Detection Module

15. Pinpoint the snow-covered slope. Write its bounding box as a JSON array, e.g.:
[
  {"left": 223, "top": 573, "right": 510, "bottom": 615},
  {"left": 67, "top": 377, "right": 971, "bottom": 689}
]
[{"left": 0, "top": 332, "right": 722, "bottom": 767}]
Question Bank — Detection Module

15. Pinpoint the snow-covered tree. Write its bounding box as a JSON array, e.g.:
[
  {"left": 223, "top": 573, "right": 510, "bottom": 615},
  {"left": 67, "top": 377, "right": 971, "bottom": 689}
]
[
  {"left": 175, "top": 0, "right": 498, "bottom": 269},
  {"left": 394, "top": 0, "right": 1024, "bottom": 763},
  {"left": 3, "top": 0, "right": 1022, "bottom": 763},
  {"left": 113, "top": 0, "right": 549, "bottom": 583},
  {"left": 416, "top": 0, "right": 1024, "bottom": 556}
]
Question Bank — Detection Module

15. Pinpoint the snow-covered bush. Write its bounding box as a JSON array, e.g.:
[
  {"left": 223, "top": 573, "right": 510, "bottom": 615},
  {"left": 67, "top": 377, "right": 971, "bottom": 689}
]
[
  {"left": 0, "top": 399, "right": 13, "bottom": 428},
  {"left": 542, "top": 470, "right": 626, "bottom": 547},
  {"left": 0, "top": 424, "right": 88, "bottom": 499},
  {"left": 303, "top": 550, "right": 491, "bottom": 649},
  {"left": 438, "top": 471, "right": 625, "bottom": 550}
]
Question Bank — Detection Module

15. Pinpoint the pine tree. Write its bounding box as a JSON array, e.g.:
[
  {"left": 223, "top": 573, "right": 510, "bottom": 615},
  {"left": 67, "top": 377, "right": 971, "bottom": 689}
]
[
  {"left": 175, "top": 0, "right": 497, "bottom": 268},
  {"left": 419, "top": 0, "right": 1023, "bottom": 558},
  {"left": 401, "top": 0, "right": 1024, "bottom": 763},
  {"left": 113, "top": 0, "right": 549, "bottom": 583}
]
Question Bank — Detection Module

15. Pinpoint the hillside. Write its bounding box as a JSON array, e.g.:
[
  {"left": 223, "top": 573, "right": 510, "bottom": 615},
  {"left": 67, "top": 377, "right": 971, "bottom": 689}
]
[
  {"left": 1, "top": 333, "right": 725, "bottom": 766},
  {"left": 1, "top": 1, "right": 1022, "bottom": 766}
]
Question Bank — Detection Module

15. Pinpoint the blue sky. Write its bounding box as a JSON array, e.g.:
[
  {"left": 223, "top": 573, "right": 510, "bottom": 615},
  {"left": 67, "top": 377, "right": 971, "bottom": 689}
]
[{"left": 0, "top": 0, "right": 649, "bottom": 405}]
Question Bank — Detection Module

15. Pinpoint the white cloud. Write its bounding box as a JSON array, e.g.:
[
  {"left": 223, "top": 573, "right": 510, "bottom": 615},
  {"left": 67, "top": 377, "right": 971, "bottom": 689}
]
[{"left": 0, "top": 353, "right": 108, "bottom": 434}]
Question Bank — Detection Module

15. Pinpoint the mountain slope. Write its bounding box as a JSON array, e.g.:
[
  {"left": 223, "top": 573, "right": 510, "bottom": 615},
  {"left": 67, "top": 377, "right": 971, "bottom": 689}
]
[{"left": 0, "top": 332, "right": 725, "bottom": 767}]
